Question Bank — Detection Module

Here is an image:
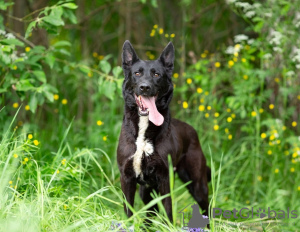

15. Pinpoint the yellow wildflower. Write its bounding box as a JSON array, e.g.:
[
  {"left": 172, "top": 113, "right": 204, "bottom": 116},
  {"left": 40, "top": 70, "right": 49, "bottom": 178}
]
[
  {"left": 228, "top": 134, "right": 233, "bottom": 140},
  {"left": 159, "top": 28, "right": 163, "bottom": 34},
  {"left": 170, "top": 33, "right": 175, "bottom": 38},
  {"left": 214, "top": 112, "right": 220, "bottom": 117},
  {"left": 269, "top": 104, "right": 274, "bottom": 109},
  {"left": 267, "top": 150, "right": 272, "bottom": 155},
  {"left": 54, "top": 94, "right": 59, "bottom": 100},
  {"left": 182, "top": 101, "right": 188, "bottom": 109},
  {"left": 13, "top": 103, "right": 19, "bottom": 108},
  {"left": 205, "top": 113, "right": 209, "bottom": 118},
  {"left": 25, "top": 105, "right": 30, "bottom": 111},
  {"left": 173, "top": 73, "right": 179, "bottom": 78},
  {"left": 251, "top": 111, "right": 257, "bottom": 117},
  {"left": 33, "top": 140, "right": 39, "bottom": 146},
  {"left": 13, "top": 154, "right": 18, "bottom": 158},
  {"left": 243, "top": 75, "right": 248, "bottom": 80},
  {"left": 261, "top": 133, "right": 266, "bottom": 139},
  {"left": 97, "top": 120, "right": 103, "bottom": 126},
  {"left": 259, "top": 108, "right": 264, "bottom": 113},
  {"left": 28, "top": 134, "right": 33, "bottom": 139},
  {"left": 292, "top": 121, "right": 297, "bottom": 127},
  {"left": 257, "top": 176, "right": 262, "bottom": 181},
  {"left": 274, "top": 168, "right": 279, "bottom": 174},
  {"left": 25, "top": 47, "right": 31, "bottom": 52},
  {"left": 207, "top": 106, "right": 211, "bottom": 110},
  {"left": 197, "top": 88, "right": 203, "bottom": 93},
  {"left": 187, "top": 78, "right": 192, "bottom": 84},
  {"left": 103, "top": 136, "right": 107, "bottom": 141},
  {"left": 198, "top": 105, "right": 205, "bottom": 111},
  {"left": 215, "top": 62, "right": 221, "bottom": 68},
  {"left": 228, "top": 60, "right": 234, "bottom": 67},
  {"left": 292, "top": 152, "right": 297, "bottom": 158},
  {"left": 62, "top": 99, "right": 68, "bottom": 105},
  {"left": 225, "top": 128, "right": 229, "bottom": 134},
  {"left": 241, "top": 58, "right": 246, "bottom": 63},
  {"left": 227, "top": 117, "right": 232, "bottom": 123},
  {"left": 290, "top": 167, "right": 295, "bottom": 172},
  {"left": 214, "top": 125, "right": 219, "bottom": 131}
]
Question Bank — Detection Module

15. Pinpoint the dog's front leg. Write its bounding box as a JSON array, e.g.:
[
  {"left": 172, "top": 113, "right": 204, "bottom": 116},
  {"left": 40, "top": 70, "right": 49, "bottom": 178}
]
[
  {"left": 121, "top": 176, "right": 137, "bottom": 218},
  {"left": 159, "top": 178, "right": 173, "bottom": 222}
]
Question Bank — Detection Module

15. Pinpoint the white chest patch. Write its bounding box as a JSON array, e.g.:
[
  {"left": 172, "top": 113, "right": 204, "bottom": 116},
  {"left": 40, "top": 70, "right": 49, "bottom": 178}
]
[{"left": 132, "top": 116, "right": 154, "bottom": 177}]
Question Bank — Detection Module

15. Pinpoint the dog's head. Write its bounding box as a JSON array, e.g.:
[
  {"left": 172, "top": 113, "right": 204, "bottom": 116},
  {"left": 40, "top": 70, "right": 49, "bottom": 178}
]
[{"left": 121, "top": 40, "right": 175, "bottom": 126}]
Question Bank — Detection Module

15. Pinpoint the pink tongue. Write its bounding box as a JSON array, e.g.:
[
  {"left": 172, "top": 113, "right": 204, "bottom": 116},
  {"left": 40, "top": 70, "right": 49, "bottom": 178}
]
[{"left": 140, "top": 96, "right": 164, "bottom": 126}]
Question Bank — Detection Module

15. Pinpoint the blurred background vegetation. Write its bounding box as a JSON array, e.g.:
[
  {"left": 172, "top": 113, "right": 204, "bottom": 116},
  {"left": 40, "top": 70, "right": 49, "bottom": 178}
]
[{"left": 0, "top": 0, "right": 300, "bottom": 231}]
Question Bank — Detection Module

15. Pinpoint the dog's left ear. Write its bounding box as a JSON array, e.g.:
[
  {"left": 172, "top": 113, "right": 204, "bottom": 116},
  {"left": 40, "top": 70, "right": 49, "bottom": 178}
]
[{"left": 159, "top": 42, "right": 175, "bottom": 72}]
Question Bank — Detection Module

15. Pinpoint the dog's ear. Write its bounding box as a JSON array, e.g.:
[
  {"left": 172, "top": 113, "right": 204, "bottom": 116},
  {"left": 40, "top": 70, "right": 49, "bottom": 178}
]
[
  {"left": 122, "top": 40, "right": 139, "bottom": 69},
  {"left": 159, "top": 42, "right": 175, "bottom": 71}
]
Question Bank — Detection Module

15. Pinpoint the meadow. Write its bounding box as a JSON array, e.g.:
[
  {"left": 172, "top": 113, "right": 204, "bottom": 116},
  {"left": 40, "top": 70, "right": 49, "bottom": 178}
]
[{"left": 1, "top": 0, "right": 300, "bottom": 231}]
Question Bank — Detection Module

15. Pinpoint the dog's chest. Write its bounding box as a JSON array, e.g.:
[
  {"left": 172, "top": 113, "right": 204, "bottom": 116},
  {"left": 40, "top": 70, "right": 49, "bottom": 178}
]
[{"left": 132, "top": 116, "right": 154, "bottom": 178}]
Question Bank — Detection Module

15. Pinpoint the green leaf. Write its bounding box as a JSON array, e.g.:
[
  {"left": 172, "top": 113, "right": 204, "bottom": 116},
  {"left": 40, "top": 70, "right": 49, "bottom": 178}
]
[
  {"left": 45, "top": 55, "right": 55, "bottom": 69},
  {"left": 15, "top": 80, "right": 35, "bottom": 91},
  {"left": 29, "top": 93, "right": 38, "bottom": 113},
  {"left": 101, "top": 81, "right": 116, "bottom": 100},
  {"left": 112, "top": 66, "right": 123, "bottom": 78},
  {"left": 63, "top": 9, "right": 77, "bottom": 24},
  {"left": 33, "top": 70, "right": 46, "bottom": 83},
  {"left": 99, "top": 60, "right": 111, "bottom": 74},
  {"left": 151, "top": 0, "right": 158, "bottom": 8},
  {"left": 61, "top": 3, "right": 78, "bottom": 9},
  {"left": 43, "top": 15, "right": 64, "bottom": 26},
  {"left": 52, "top": 40, "right": 71, "bottom": 47},
  {"left": 79, "top": 66, "right": 90, "bottom": 74},
  {"left": 0, "top": 39, "right": 24, "bottom": 47},
  {"left": 0, "top": 1, "right": 14, "bottom": 10},
  {"left": 25, "top": 21, "right": 37, "bottom": 39}
]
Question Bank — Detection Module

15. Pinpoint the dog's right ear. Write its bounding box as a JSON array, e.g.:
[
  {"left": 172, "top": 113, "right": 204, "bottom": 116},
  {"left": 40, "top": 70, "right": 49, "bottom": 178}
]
[{"left": 122, "top": 40, "right": 139, "bottom": 69}]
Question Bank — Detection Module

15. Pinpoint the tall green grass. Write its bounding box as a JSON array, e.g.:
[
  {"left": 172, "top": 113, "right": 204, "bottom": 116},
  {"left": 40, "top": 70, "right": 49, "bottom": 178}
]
[{"left": 1, "top": 107, "right": 299, "bottom": 231}]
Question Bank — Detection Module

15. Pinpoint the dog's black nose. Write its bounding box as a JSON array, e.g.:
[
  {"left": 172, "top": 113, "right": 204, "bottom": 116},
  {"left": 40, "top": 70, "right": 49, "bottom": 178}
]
[{"left": 139, "top": 84, "right": 151, "bottom": 92}]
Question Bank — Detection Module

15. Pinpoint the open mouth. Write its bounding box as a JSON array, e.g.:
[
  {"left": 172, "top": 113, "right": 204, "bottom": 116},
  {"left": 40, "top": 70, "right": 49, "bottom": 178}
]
[
  {"left": 135, "top": 95, "right": 149, "bottom": 116},
  {"left": 134, "top": 94, "right": 164, "bottom": 126}
]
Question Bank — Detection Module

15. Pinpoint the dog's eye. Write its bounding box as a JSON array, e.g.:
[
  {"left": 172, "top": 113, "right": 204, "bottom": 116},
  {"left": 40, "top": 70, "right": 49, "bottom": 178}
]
[
  {"left": 154, "top": 73, "right": 160, "bottom": 77},
  {"left": 135, "top": 72, "right": 141, "bottom": 76}
]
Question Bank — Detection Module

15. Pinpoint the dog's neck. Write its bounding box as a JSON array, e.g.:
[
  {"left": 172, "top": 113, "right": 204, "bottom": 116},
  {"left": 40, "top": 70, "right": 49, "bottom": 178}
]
[{"left": 124, "top": 105, "right": 171, "bottom": 140}]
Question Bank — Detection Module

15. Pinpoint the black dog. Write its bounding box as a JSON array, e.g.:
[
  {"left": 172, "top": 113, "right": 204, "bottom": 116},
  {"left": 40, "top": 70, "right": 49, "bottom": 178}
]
[{"left": 117, "top": 40, "right": 210, "bottom": 223}]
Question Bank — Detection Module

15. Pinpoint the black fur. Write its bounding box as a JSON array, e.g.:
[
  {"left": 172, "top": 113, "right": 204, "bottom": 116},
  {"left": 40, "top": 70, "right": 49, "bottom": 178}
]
[{"left": 117, "top": 40, "right": 210, "bottom": 223}]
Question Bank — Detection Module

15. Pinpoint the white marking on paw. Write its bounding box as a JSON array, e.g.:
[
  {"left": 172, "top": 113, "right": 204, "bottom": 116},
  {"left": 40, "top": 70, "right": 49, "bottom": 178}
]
[{"left": 132, "top": 116, "right": 154, "bottom": 177}]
